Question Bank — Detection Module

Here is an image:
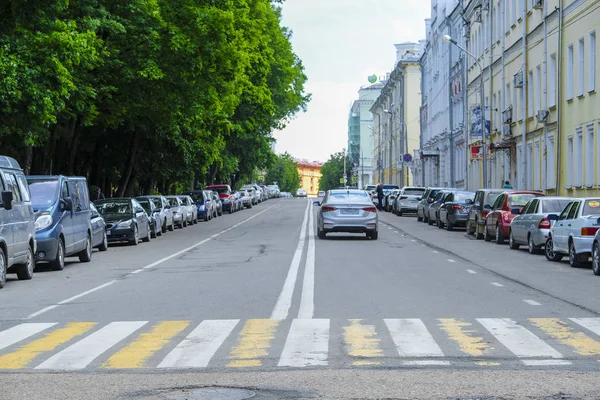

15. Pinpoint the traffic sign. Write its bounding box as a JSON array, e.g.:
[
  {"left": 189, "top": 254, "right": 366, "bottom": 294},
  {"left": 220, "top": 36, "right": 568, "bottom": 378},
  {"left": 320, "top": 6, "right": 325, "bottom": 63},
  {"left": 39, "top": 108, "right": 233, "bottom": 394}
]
[
  {"left": 352, "top": 177, "right": 358, "bottom": 184},
  {"left": 403, "top": 153, "right": 413, "bottom": 163},
  {"left": 340, "top": 178, "right": 347, "bottom": 184},
  {"left": 343, "top": 173, "right": 347, "bottom": 179}
]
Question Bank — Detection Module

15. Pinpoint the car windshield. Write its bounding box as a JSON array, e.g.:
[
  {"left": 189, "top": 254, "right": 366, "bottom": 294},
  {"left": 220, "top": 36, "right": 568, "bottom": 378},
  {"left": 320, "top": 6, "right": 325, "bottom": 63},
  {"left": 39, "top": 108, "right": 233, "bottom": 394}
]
[
  {"left": 95, "top": 200, "right": 132, "bottom": 214},
  {"left": 508, "top": 194, "right": 537, "bottom": 207},
  {"left": 429, "top": 189, "right": 441, "bottom": 198},
  {"left": 27, "top": 178, "right": 59, "bottom": 208},
  {"left": 167, "top": 197, "right": 180, "bottom": 207},
  {"left": 582, "top": 199, "right": 600, "bottom": 215},
  {"left": 455, "top": 193, "right": 475, "bottom": 202},
  {"left": 208, "top": 187, "right": 228, "bottom": 194},
  {"left": 137, "top": 199, "right": 153, "bottom": 213},
  {"left": 328, "top": 191, "right": 369, "bottom": 202},
  {"left": 404, "top": 189, "right": 425, "bottom": 196},
  {"left": 543, "top": 199, "right": 571, "bottom": 213}
]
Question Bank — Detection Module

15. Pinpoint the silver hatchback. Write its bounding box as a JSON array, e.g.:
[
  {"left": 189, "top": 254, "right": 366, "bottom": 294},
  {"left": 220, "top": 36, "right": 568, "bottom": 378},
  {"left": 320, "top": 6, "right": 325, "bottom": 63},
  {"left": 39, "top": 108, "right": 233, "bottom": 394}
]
[{"left": 314, "top": 189, "right": 378, "bottom": 240}]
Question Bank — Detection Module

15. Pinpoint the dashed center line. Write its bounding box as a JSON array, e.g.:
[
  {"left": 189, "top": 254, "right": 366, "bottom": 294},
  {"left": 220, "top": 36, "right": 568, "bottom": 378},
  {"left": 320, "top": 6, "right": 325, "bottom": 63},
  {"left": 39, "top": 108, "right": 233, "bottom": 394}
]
[
  {"left": 490, "top": 282, "right": 504, "bottom": 287},
  {"left": 466, "top": 269, "right": 477, "bottom": 274},
  {"left": 433, "top": 250, "right": 439, "bottom": 254},
  {"left": 447, "top": 259, "right": 456, "bottom": 263},
  {"left": 524, "top": 300, "right": 542, "bottom": 306}
]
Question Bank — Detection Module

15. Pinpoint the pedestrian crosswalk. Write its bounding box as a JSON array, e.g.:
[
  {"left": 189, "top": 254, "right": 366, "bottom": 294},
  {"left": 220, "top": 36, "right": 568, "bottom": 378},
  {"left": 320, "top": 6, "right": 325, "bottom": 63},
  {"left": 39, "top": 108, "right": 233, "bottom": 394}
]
[{"left": 2, "top": 317, "right": 600, "bottom": 370}]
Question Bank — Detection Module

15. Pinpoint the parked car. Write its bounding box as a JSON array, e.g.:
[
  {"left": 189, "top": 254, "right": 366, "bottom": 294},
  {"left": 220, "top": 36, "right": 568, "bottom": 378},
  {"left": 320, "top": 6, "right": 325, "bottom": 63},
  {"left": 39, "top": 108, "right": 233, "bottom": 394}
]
[
  {"left": 296, "top": 188, "right": 307, "bottom": 198},
  {"left": 427, "top": 190, "right": 448, "bottom": 226},
  {"left": 90, "top": 203, "right": 109, "bottom": 251},
  {"left": 483, "top": 191, "right": 545, "bottom": 244},
  {"left": 239, "top": 190, "right": 253, "bottom": 208},
  {"left": 416, "top": 187, "right": 445, "bottom": 222},
  {"left": 27, "top": 175, "right": 94, "bottom": 270},
  {"left": 178, "top": 195, "right": 199, "bottom": 224},
  {"left": 545, "top": 197, "right": 600, "bottom": 268},
  {"left": 165, "top": 196, "right": 188, "bottom": 228},
  {"left": 592, "top": 228, "right": 600, "bottom": 275},
  {"left": 137, "top": 195, "right": 174, "bottom": 233},
  {"left": 394, "top": 186, "right": 426, "bottom": 216},
  {"left": 136, "top": 196, "right": 162, "bottom": 238},
  {"left": 384, "top": 189, "right": 400, "bottom": 212},
  {"left": 314, "top": 189, "right": 378, "bottom": 240},
  {"left": 466, "top": 188, "right": 511, "bottom": 239},
  {"left": 509, "top": 196, "right": 571, "bottom": 253},
  {"left": 212, "top": 192, "right": 223, "bottom": 216},
  {"left": 206, "top": 184, "right": 235, "bottom": 213},
  {"left": 204, "top": 190, "right": 219, "bottom": 220},
  {"left": 0, "top": 156, "right": 36, "bottom": 288},
  {"left": 436, "top": 190, "right": 476, "bottom": 230},
  {"left": 268, "top": 185, "right": 281, "bottom": 197},
  {"left": 94, "top": 197, "right": 151, "bottom": 245},
  {"left": 318, "top": 190, "right": 326, "bottom": 197},
  {"left": 231, "top": 191, "right": 243, "bottom": 211},
  {"left": 241, "top": 185, "right": 259, "bottom": 205}
]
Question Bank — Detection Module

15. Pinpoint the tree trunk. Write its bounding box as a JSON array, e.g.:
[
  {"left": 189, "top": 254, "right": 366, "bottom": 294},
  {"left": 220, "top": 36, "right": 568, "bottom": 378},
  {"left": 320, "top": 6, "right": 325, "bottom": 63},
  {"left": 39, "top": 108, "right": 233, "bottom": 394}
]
[
  {"left": 44, "top": 125, "right": 58, "bottom": 174},
  {"left": 124, "top": 168, "right": 138, "bottom": 197},
  {"left": 23, "top": 145, "right": 33, "bottom": 175},
  {"left": 67, "top": 119, "right": 82, "bottom": 176},
  {"left": 117, "top": 132, "right": 140, "bottom": 197}
]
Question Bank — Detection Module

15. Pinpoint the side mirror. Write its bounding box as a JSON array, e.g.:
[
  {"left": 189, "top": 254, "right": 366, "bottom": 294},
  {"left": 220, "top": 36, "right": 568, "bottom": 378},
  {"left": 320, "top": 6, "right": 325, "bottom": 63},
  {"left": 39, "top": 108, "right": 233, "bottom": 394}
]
[
  {"left": 313, "top": 201, "right": 321, "bottom": 206},
  {"left": 1, "top": 191, "right": 13, "bottom": 210},
  {"left": 62, "top": 197, "right": 73, "bottom": 212},
  {"left": 91, "top": 212, "right": 99, "bottom": 219},
  {"left": 483, "top": 204, "right": 492, "bottom": 210},
  {"left": 511, "top": 208, "right": 521, "bottom": 215},
  {"left": 547, "top": 214, "right": 559, "bottom": 221},
  {"left": 464, "top": 199, "right": 473, "bottom": 205}
]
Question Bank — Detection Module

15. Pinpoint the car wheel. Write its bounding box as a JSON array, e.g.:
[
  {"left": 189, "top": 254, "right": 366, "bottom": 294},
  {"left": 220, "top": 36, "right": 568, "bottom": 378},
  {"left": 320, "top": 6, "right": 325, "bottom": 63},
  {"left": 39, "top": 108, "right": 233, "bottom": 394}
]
[
  {"left": 182, "top": 219, "right": 187, "bottom": 227},
  {"left": 509, "top": 231, "right": 520, "bottom": 249},
  {"left": 78, "top": 235, "right": 93, "bottom": 263},
  {"left": 417, "top": 212, "right": 422, "bottom": 222},
  {"left": 446, "top": 217, "right": 454, "bottom": 231},
  {"left": 369, "top": 231, "right": 379, "bottom": 240},
  {"left": 398, "top": 210, "right": 403, "bottom": 216},
  {"left": 483, "top": 224, "right": 492, "bottom": 242},
  {"left": 51, "top": 239, "right": 66, "bottom": 270},
  {"left": 162, "top": 219, "right": 168, "bottom": 234},
  {"left": 527, "top": 234, "right": 538, "bottom": 254},
  {"left": 130, "top": 226, "right": 139, "bottom": 246},
  {"left": 16, "top": 244, "right": 34, "bottom": 280},
  {"left": 437, "top": 217, "right": 444, "bottom": 229},
  {"left": 150, "top": 223, "right": 157, "bottom": 239},
  {"left": 98, "top": 232, "right": 108, "bottom": 252},
  {"left": 169, "top": 220, "right": 175, "bottom": 231},
  {"left": 427, "top": 214, "right": 434, "bottom": 225},
  {"left": 592, "top": 243, "right": 600, "bottom": 276},
  {"left": 475, "top": 219, "right": 484, "bottom": 240},
  {"left": 568, "top": 240, "right": 580, "bottom": 268},
  {"left": 545, "top": 237, "right": 563, "bottom": 262},
  {"left": 495, "top": 225, "right": 504, "bottom": 244},
  {"left": 0, "top": 248, "right": 6, "bottom": 288},
  {"left": 318, "top": 227, "right": 326, "bottom": 239},
  {"left": 142, "top": 224, "right": 151, "bottom": 242}
]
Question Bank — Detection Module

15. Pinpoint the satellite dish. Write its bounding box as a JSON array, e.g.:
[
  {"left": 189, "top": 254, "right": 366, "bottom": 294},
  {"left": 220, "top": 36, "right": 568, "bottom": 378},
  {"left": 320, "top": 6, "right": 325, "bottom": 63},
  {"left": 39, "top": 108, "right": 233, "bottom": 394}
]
[{"left": 368, "top": 75, "right": 377, "bottom": 83}]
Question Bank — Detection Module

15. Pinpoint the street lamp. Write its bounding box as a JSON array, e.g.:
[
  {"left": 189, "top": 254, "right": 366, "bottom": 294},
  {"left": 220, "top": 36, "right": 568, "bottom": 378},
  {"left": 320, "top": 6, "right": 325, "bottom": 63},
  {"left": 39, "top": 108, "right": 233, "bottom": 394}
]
[{"left": 443, "top": 34, "right": 487, "bottom": 189}]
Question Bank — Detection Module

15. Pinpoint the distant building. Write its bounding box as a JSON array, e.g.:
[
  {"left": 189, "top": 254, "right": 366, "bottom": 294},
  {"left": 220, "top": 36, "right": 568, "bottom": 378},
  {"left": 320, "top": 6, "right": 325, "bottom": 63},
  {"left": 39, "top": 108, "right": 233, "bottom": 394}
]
[{"left": 294, "top": 159, "right": 323, "bottom": 196}]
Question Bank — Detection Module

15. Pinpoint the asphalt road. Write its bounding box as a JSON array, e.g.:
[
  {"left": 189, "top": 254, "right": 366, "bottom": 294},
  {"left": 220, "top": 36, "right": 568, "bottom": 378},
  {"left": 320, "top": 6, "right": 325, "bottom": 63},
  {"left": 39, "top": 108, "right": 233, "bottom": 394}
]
[{"left": 2, "top": 198, "right": 600, "bottom": 399}]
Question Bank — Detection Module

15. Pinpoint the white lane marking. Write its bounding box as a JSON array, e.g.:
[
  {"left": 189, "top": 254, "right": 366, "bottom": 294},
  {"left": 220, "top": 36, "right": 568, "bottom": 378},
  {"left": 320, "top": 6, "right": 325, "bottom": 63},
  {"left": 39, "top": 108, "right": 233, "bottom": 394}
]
[
  {"left": 477, "top": 318, "right": 563, "bottom": 359},
  {"left": 25, "top": 205, "right": 276, "bottom": 320},
  {"left": 130, "top": 269, "right": 144, "bottom": 275},
  {"left": 432, "top": 250, "right": 439, "bottom": 254},
  {"left": 570, "top": 318, "right": 600, "bottom": 336},
  {"left": 411, "top": 239, "right": 417, "bottom": 242},
  {"left": 466, "top": 269, "right": 477, "bottom": 274},
  {"left": 36, "top": 321, "right": 147, "bottom": 370},
  {"left": 0, "top": 323, "right": 57, "bottom": 351},
  {"left": 385, "top": 319, "right": 444, "bottom": 357},
  {"left": 158, "top": 320, "right": 239, "bottom": 368},
  {"left": 522, "top": 359, "right": 572, "bottom": 366},
  {"left": 298, "top": 203, "right": 316, "bottom": 319},
  {"left": 394, "top": 231, "right": 399, "bottom": 233},
  {"left": 401, "top": 360, "right": 451, "bottom": 366},
  {"left": 490, "top": 282, "right": 504, "bottom": 287},
  {"left": 524, "top": 300, "right": 542, "bottom": 306},
  {"left": 278, "top": 319, "right": 329, "bottom": 367},
  {"left": 387, "top": 227, "right": 392, "bottom": 230},
  {"left": 447, "top": 259, "right": 456, "bottom": 263},
  {"left": 421, "top": 244, "right": 425, "bottom": 247},
  {"left": 271, "top": 199, "right": 311, "bottom": 320}
]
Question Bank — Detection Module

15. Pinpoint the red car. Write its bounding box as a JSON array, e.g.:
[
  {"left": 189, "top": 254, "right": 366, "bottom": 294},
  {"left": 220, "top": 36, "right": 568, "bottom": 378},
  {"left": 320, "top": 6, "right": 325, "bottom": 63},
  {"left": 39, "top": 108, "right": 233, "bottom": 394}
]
[
  {"left": 205, "top": 184, "right": 234, "bottom": 214},
  {"left": 484, "top": 191, "right": 545, "bottom": 244}
]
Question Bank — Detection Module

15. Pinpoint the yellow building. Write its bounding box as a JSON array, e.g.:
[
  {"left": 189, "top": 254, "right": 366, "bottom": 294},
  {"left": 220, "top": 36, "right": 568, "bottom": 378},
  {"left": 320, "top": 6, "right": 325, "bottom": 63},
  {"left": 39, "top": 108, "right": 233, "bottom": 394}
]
[{"left": 296, "top": 160, "right": 323, "bottom": 196}]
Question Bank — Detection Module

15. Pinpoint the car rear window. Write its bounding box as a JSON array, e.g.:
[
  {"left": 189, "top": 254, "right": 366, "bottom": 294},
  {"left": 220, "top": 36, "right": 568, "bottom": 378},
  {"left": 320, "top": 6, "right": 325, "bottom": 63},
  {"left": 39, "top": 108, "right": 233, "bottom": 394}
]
[
  {"left": 208, "top": 186, "right": 229, "bottom": 194},
  {"left": 455, "top": 193, "right": 474, "bottom": 202},
  {"left": 329, "top": 191, "right": 369, "bottom": 201},
  {"left": 582, "top": 199, "right": 600, "bottom": 216},
  {"left": 543, "top": 199, "right": 571, "bottom": 213},
  {"left": 487, "top": 192, "right": 502, "bottom": 206},
  {"left": 508, "top": 194, "right": 537, "bottom": 207},
  {"left": 404, "top": 189, "right": 425, "bottom": 196},
  {"left": 429, "top": 189, "right": 441, "bottom": 198}
]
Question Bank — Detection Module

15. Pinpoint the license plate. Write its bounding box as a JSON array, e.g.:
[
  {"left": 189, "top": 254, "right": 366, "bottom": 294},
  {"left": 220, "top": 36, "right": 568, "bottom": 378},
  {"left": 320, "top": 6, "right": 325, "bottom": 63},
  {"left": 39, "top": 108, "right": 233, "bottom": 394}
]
[
  {"left": 340, "top": 209, "right": 359, "bottom": 215},
  {"left": 106, "top": 231, "right": 111, "bottom": 235}
]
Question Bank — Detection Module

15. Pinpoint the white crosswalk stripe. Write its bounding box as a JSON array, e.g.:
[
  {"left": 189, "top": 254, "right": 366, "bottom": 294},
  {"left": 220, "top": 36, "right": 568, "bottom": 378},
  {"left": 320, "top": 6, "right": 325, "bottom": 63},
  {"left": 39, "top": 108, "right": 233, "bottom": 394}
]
[
  {"left": 158, "top": 320, "right": 239, "bottom": 368},
  {"left": 0, "top": 317, "right": 598, "bottom": 370},
  {"left": 36, "top": 321, "right": 148, "bottom": 370}
]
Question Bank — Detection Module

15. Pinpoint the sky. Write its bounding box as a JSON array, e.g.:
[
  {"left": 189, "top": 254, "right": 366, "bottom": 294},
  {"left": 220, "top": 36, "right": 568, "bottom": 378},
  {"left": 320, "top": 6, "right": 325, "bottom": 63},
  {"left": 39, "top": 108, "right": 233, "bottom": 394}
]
[{"left": 273, "top": 0, "right": 431, "bottom": 163}]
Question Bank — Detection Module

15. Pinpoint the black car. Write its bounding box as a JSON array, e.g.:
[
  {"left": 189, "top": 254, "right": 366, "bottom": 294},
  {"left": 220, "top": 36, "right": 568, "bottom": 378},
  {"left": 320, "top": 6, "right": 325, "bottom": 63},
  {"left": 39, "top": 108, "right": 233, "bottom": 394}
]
[{"left": 93, "top": 198, "right": 152, "bottom": 245}]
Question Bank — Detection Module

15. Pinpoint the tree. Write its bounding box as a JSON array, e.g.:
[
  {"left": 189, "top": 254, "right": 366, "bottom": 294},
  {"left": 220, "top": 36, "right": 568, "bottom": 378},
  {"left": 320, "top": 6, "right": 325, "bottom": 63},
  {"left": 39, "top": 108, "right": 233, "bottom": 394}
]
[
  {"left": 266, "top": 152, "right": 300, "bottom": 193},
  {"left": 319, "top": 151, "right": 348, "bottom": 191}
]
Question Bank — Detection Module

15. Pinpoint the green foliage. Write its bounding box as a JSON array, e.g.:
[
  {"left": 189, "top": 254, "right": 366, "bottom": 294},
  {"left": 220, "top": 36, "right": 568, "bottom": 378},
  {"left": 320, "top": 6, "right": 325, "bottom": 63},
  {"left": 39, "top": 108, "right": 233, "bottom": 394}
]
[
  {"left": 319, "top": 151, "right": 348, "bottom": 192},
  {"left": 266, "top": 152, "right": 300, "bottom": 193},
  {"left": 0, "top": 0, "right": 309, "bottom": 194}
]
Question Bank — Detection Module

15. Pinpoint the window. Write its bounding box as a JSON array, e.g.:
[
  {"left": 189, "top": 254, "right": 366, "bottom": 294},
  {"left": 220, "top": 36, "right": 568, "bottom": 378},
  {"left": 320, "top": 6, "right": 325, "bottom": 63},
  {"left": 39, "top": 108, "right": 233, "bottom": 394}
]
[
  {"left": 586, "top": 123, "right": 594, "bottom": 186},
  {"left": 534, "top": 141, "right": 540, "bottom": 190},
  {"left": 0, "top": 175, "right": 4, "bottom": 191},
  {"left": 4, "top": 173, "right": 23, "bottom": 202},
  {"left": 517, "top": 145, "right": 522, "bottom": 187},
  {"left": 528, "top": 70, "right": 534, "bottom": 117},
  {"left": 559, "top": 203, "right": 572, "bottom": 220},
  {"left": 567, "top": 136, "right": 573, "bottom": 187},
  {"left": 512, "top": 0, "right": 517, "bottom": 25},
  {"left": 16, "top": 174, "right": 30, "bottom": 202},
  {"left": 578, "top": 38, "right": 585, "bottom": 96},
  {"left": 535, "top": 65, "right": 541, "bottom": 112},
  {"left": 598, "top": 121, "right": 600, "bottom": 185},
  {"left": 506, "top": 83, "right": 511, "bottom": 110},
  {"left": 492, "top": 93, "right": 497, "bottom": 129},
  {"left": 590, "top": 31, "right": 596, "bottom": 92},
  {"left": 575, "top": 127, "right": 583, "bottom": 187},
  {"left": 527, "top": 143, "right": 533, "bottom": 189},
  {"left": 547, "top": 134, "right": 556, "bottom": 188},
  {"left": 513, "top": 80, "right": 519, "bottom": 121},
  {"left": 567, "top": 44, "right": 574, "bottom": 100},
  {"left": 567, "top": 201, "right": 580, "bottom": 220},
  {"left": 549, "top": 53, "right": 557, "bottom": 107},
  {"left": 496, "top": 1, "right": 502, "bottom": 40}
]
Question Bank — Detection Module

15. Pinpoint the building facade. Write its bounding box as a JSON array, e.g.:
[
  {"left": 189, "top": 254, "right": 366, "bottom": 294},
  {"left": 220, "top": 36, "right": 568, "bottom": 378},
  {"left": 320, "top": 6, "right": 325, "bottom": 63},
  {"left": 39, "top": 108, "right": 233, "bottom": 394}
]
[
  {"left": 371, "top": 43, "right": 423, "bottom": 186},
  {"left": 295, "top": 160, "right": 323, "bottom": 196},
  {"left": 347, "top": 82, "right": 385, "bottom": 189}
]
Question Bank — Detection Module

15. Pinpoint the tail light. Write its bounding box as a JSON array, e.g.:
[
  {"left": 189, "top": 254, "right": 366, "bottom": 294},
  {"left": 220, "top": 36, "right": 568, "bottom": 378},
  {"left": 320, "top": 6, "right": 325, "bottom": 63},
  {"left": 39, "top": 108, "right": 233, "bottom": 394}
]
[
  {"left": 452, "top": 204, "right": 464, "bottom": 211},
  {"left": 539, "top": 218, "right": 551, "bottom": 229},
  {"left": 482, "top": 211, "right": 489, "bottom": 218},
  {"left": 321, "top": 206, "right": 337, "bottom": 212},
  {"left": 363, "top": 206, "right": 377, "bottom": 212},
  {"left": 581, "top": 227, "right": 600, "bottom": 236}
]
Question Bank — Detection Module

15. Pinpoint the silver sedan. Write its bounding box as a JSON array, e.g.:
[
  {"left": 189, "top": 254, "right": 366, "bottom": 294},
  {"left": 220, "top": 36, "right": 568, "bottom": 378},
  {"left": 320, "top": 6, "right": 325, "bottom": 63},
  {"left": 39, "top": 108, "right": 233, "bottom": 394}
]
[{"left": 314, "top": 189, "right": 378, "bottom": 240}]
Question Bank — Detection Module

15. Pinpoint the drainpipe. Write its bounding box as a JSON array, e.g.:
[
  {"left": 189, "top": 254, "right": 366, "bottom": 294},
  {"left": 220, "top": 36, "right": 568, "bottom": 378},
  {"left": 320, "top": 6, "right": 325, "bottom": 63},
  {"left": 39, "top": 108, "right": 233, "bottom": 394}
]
[
  {"left": 542, "top": 0, "right": 548, "bottom": 193},
  {"left": 488, "top": 0, "right": 494, "bottom": 189},
  {"left": 520, "top": 0, "right": 528, "bottom": 190},
  {"left": 448, "top": 24, "right": 455, "bottom": 188},
  {"left": 501, "top": 0, "right": 506, "bottom": 183},
  {"left": 555, "top": 1, "right": 563, "bottom": 192},
  {"left": 464, "top": 26, "right": 470, "bottom": 190},
  {"left": 420, "top": 60, "right": 426, "bottom": 187}
]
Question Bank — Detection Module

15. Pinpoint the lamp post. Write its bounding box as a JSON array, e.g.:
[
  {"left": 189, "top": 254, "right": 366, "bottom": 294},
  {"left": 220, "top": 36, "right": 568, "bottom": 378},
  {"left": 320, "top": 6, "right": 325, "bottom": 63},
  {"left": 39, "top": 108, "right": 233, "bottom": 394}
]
[{"left": 443, "top": 34, "right": 487, "bottom": 189}]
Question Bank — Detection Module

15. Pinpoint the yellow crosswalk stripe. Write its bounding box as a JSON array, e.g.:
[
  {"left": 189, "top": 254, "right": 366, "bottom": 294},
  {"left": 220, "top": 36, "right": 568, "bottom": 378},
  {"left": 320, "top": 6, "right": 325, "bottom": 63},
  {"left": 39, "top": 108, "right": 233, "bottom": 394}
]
[
  {"left": 530, "top": 318, "right": 600, "bottom": 356},
  {"left": 227, "top": 319, "right": 280, "bottom": 367},
  {"left": 0, "top": 322, "right": 96, "bottom": 369},
  {"left": 102, "top": 321, "right": 190, "bottom": 369},
  {"left": 438, "top": 318, "right": 491, "bottom": 356},
  {"left": 343, "top": 319, "right": 383, "bottom": 365}
]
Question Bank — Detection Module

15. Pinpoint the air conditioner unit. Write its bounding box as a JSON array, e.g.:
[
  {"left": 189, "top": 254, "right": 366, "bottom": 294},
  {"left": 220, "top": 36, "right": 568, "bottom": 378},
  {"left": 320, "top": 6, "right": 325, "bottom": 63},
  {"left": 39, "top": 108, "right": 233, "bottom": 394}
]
[
  {"left": 536, "top": 110, "right": 549, "bottom": 123},
  {"left": 513, "top": 71, "right": 524, "bottom": 88},
  {"left": 533, "top": 0, "right": 543, "bottom": 9},
  {"left": 474, "top": 10, "right": 482, "bottom": 23}
]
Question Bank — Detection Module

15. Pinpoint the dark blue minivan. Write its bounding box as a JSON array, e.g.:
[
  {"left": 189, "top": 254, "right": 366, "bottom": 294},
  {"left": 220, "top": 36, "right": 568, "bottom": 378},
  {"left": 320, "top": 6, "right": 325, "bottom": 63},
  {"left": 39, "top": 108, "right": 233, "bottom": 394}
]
[{"left": 26, "top": 175, "right": 94, "bottom": 270}]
